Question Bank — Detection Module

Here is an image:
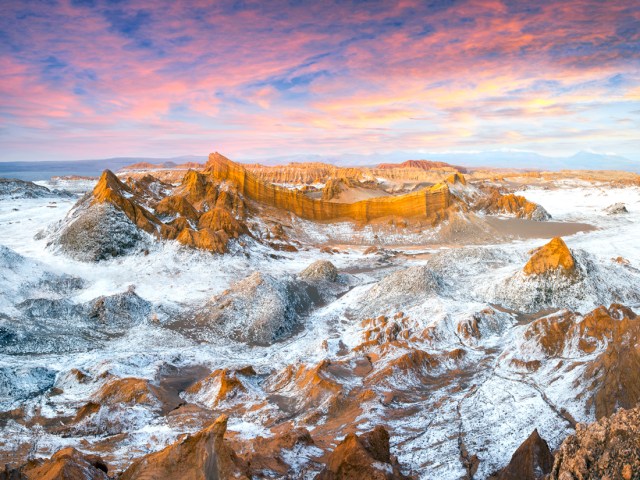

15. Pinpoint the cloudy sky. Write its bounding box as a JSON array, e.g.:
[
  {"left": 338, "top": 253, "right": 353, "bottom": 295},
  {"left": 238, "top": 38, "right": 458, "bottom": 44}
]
[{"left": 1, "top": 0, "right": 639, "bottom": 162}]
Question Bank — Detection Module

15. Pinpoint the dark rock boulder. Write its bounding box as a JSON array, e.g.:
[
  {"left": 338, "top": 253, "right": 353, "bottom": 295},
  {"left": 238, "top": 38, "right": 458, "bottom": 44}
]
[
  {"left": 492, "top": 429, "right": 554, "bottom": 480},
  {"left": 316, "top": 426, "right": 411, "bottom": 480}
]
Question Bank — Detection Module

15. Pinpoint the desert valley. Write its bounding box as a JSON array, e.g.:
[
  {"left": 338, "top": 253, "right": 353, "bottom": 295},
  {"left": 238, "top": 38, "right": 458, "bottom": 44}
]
[{"left": 0, "top": 152, "right": 639, "bottom": 479}]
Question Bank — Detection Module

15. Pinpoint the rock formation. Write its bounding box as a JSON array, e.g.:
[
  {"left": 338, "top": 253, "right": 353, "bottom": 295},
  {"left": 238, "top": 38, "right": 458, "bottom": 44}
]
[
  {"left": 246, "top": 159, "right": 467, "bottom": 187},
  {"left": 8, "top": 288, "right": 151, "bottom": 355},
  {"left": 515, "top": 304, "right": 640, "bottom": 419},
  {"left": 50, "top": 201, "right": 145, "bottom": 261},
  {"left": 46, "top": 152, "right": 555, "bottom": 259},
  {"left": 120, "top": 414, "right": 249, "bottom": 480},
  {"left": 580, "top": 305, "right": 640, "bottom": 419},
  {"left": 358, "top": 265, "right": 443, "bottom": 317},
  {"left": 490, "top": 239, "right": 640, "bottom": 312},
  {"left": 0, "top": 178, "right": 61, "bottom": 199},
  {"left": 177, "top": 271, "right": 315, "bottom": 345},
  {"left": 446, "top": 172, "right": 467, "bottom": 185},
  {"left": 523, "top": 237, "right": 575, "bottom": 276},
  {"left": 316, "top": 425, "right": 411, "bottom": 479},
  {"left": 205, "top": 152, "right": 452, "bottom": 222},
  {"left": 264, "top": 360, "right": 346, "bottom": 422},
  {"left": 49, "top": 166, "right": 251, "bottom": 257},
  {"left": 493, "top": 429, "right": 554, "bottom": 480},
  {"left": 246, "top": 162, "right": 371, "bottom": 185},
  {"left": 47, "top": 171, "right": 157, "bottom": 261},
  {"left": 550, "top": 406, "right": 640, "bottom": 480},
  {"left": 0, "top": 447, "right": 109, "bottom": 480},
  {"left": 183, "top": 367, "right": 256, "bottom": 408},
  {"left": 91, "top": 170, "right": 160, "bottom": 234},
  {"left": 299, "top": 260, "right": 339, "bottom": 282},
  {"left": 473, "top": 188, "right": 550, "bottom": 221},
  {"left": 604, "top": 202, "right": 628, "bottom": 214}
]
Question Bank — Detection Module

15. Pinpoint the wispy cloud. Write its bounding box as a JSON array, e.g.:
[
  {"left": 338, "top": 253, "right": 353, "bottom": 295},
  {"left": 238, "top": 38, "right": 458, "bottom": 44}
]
[{"left": 0, "top": 0, "right": 638, "bottom": 161}]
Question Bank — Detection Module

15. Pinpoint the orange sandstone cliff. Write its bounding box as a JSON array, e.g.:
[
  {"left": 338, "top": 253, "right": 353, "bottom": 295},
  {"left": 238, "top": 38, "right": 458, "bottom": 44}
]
[{"left": 205, "top": 152, "right": 452, "bottom": 222}]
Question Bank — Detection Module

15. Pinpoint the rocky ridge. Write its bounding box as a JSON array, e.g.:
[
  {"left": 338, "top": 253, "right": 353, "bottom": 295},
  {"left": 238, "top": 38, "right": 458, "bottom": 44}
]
[
  {"left": 43, "top": 152, "right": 554, "bottom": 260},
  {"left": 0, "top": 178, "right": 65, "bottom": 199}
]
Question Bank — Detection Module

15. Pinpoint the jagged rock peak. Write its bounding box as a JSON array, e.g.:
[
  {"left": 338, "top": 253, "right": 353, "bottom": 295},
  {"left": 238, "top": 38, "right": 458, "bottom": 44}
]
[
  {"left": 523, "top": 237, "right": 575, "bottom": 276},
  {"left": 92, "top": 169, "right": 131, "bottom": 202},
  {"left": 120, "top": 414, "right": 249, "bottom": 480},
  {"left": 89, "top": 169, "right": 159, "bottom": 235},
  {"left": 494, "top": 429, "right": 554, "bottom": 480}
]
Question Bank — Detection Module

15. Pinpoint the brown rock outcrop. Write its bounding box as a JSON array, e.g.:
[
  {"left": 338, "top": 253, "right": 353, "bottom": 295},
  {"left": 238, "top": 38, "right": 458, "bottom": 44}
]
[
  {"left": 236, "top": 427, "right": 317, "bottom": 477},
  {"left": 155, "top": 195, "right": 200, "bottom": 223},
  {"left": 493, "top": 429, "right": 554, "bottom": 480},
  {"left": 316, "top": 425, "right": 411, "bottom": 479},
  {"left": 2, "top": 447, "right": 109, "bottom": 480},
  {"left": 581, "top": 305, "right": 640, "bottom": 419},
  {"left": 523, "top": 237, "right": 576, "bottom": 276},
  {"left": 473, "top": 188, "right": 550, "bottom": 220},
  {"left": 175, "top": 227, "right": 229, "bottom": 254},
  {"left": 120, "top": 414, "right": 249, "bottom": 480},
  {"left": 323, "top": 178, "right": 347, "bottom": 201},
  {"left": 246, "top": 162, "right": 370, "bottom": 185},
  {"left": 550, "top": 406, "right": 640, "bottom": 480},
  {"left": 94, "top": 166, "right": 251, "bottom": 254},
  {"left": 184, "top": 368, "right": 253, "bottom": 407},
  {"left": 197, "top": 207, "right": 246, "bottom": 236},
  {"left": 446, "top": 172, "right": 467, "bottom": 185},
  {"left": 170, "top": 207, "right": 250, "bottom": 254},
  {"left": 521, "top": 304, "right": 640, "bottom": 419},
  {"left": 72, "top": 377, "right": 163, "bottom": 425},
  {"left": 265, "top": 360, "right": 344, "bottom": 418},
  {"left": 92, "top": 377, "right": 160, "bottom": 407},
  {"left": 92, "top": 170, "right": 160, "bottom": 234}
]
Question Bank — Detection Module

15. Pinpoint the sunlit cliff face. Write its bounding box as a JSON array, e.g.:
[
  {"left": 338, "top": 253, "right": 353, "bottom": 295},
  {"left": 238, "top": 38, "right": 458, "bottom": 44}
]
[{"left": 1, "top": 0, "right": 639, "bottom": 161}]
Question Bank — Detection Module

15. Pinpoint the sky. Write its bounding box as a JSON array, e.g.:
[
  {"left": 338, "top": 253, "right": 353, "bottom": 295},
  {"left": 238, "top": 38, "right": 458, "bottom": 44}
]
[{"left": 0, "top": 0, "right": 639, "bottom": 163}]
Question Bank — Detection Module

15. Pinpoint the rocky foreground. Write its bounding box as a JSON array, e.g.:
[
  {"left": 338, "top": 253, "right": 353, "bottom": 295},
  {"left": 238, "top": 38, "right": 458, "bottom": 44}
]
[{"left": 3, "top": 402, "right": 640, "bottom": 479}]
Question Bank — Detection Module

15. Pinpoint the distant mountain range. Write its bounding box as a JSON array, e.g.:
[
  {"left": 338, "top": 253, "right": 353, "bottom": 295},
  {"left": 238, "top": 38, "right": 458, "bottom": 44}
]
[
  {"left": 254, "top": 150, "right": 640, "bottom": 172},
  {"left": 1, "top": 151, "right": 638, "bottom": 181}
]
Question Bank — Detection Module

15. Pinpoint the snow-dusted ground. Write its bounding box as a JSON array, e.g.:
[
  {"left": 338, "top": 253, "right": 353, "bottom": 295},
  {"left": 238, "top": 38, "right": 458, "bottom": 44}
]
[{"left": 0, "top": 179, "right": 639, "bottom": 478}]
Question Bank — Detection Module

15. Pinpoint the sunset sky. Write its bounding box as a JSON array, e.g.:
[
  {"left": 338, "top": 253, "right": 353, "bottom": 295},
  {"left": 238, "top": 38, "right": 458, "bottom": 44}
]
[{"left": 1, "top": 0, "right": 639, "bottom": 162}]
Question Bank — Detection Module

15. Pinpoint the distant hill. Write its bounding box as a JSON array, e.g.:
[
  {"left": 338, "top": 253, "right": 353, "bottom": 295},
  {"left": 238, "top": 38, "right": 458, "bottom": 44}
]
[
  {"left": 120, "top": 160, "right": 204, "bottom": 171},
  {"left": 254, "top": 151, "right": 640, "bottom": 172},
  {"left": 2, "top": 150, "right": 639, "bottom": 182},
  {"left": 377, "top": 159, "right": 468, "bottom": 173}
]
